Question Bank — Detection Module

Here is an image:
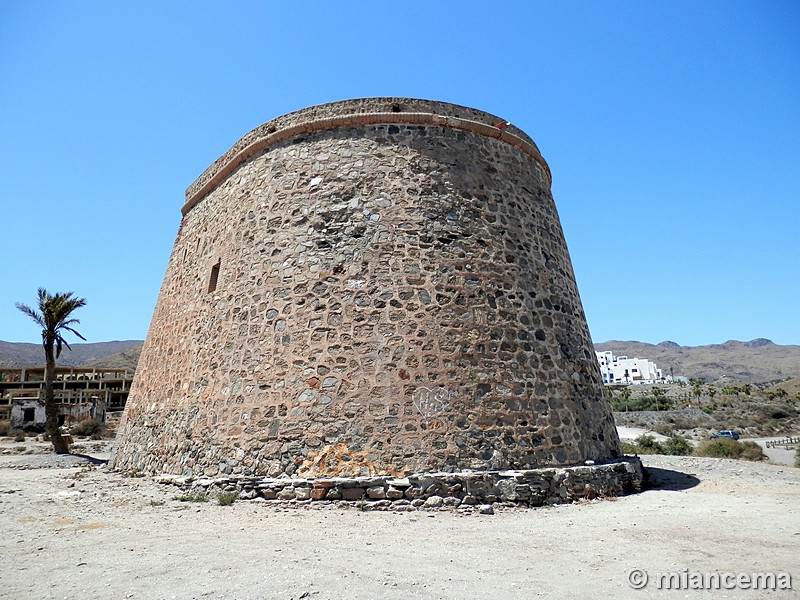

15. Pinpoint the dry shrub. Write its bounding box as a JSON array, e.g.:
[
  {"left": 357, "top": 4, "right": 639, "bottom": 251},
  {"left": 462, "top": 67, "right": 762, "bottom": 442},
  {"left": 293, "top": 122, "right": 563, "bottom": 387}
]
[
  {"left": 71, "top": 418, "right": 103, "bottom": 437},
  {"left": 0, "top": 420, "right": 10, "bottom": 436},
  {"left": 696, "top": 438, "right": 765, "bottom": 461},
  {"left": 740, "top": 441, "right": 766, "bottom": 461},
  {"left": 653, "top": 424, "right": 675, "bottom": 436}
]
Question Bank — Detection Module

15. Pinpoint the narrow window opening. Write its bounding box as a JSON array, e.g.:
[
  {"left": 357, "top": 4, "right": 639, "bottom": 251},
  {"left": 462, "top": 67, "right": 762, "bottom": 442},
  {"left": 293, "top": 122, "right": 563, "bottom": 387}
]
[{"left": 208, "top": 260, "right": 221, "bottom": 293}]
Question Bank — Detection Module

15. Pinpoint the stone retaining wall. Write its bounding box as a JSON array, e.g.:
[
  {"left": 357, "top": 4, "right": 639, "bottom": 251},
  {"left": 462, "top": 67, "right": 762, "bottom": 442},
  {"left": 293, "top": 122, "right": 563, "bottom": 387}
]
[{"left": 157, "top": 457, "right": 643, "bottom": 510}]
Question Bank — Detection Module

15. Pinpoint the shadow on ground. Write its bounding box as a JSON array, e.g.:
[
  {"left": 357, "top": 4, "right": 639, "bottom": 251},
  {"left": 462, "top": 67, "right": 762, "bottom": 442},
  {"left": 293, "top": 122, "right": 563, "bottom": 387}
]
[
  {"left": 644, "top": 467, "right": 700, "bottom": 491},
  {"left": 70, "top": 453, "right": 108, "bottom": 466}
]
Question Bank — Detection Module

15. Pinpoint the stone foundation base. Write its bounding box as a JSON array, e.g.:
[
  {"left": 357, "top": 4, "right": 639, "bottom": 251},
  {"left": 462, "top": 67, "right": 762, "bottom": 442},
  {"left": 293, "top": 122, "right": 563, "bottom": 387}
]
[{"left": 153, "top": 457, "right": 643, "bottom": 509}]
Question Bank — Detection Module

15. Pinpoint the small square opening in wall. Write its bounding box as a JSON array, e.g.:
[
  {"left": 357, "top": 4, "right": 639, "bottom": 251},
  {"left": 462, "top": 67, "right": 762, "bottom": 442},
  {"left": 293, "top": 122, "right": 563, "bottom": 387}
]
[{"left": 208, "top": 260, "right": 221, "bottom": 293}]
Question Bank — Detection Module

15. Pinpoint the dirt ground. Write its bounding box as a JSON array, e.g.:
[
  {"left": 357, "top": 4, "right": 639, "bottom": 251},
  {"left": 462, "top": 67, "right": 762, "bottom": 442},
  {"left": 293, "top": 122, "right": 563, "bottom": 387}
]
[{"left": 1, "top": 440, "right": 798, "bottom": 600}]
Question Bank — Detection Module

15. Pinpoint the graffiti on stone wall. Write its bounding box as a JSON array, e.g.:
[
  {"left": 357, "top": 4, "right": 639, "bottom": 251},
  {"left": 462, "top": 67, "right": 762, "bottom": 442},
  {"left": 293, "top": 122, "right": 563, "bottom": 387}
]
[{"left": 412, "top": 386, "right": 456, "bottom": 419}]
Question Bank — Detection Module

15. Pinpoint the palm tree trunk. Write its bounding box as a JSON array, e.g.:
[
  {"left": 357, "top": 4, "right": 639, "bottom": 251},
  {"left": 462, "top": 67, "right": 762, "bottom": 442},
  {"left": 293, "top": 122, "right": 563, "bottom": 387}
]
[{"left": 44, "top": 340, "right": 69, "bottom": 454}]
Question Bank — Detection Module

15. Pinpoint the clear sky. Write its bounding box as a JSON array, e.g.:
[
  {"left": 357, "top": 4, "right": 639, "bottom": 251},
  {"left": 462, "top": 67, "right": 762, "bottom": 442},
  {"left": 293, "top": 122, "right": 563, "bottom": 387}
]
[{"left": 1, "top": 1, "right": 798, "bottom": 347}]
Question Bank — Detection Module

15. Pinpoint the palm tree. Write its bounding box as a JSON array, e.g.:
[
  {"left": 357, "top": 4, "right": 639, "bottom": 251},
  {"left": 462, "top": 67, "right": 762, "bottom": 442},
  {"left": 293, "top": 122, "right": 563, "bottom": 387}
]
[
  {"left": 692, "top": 384, "right": 703, "bottom": 406},
  {"left": 620, "top": 386, "right": 632, "bottom": 412},
  {"left": 16, "top": 289, "right": 87, "bottom": 453},
  {"left": 651, "top": 386, "right": 667, "bottom": 411}
]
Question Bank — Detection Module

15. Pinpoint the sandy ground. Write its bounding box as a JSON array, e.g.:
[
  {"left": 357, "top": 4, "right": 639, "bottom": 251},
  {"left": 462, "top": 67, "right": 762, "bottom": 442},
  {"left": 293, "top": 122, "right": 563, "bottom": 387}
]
[{"left": 1, "top": 441, "right": 799, "bottom": 600}]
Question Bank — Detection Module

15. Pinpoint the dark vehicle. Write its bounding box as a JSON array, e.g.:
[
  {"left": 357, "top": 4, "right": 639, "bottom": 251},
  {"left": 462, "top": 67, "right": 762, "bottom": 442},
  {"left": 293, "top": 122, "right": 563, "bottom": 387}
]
[{"left": 710, "top": 430, "right": 740, "bottom": 440}]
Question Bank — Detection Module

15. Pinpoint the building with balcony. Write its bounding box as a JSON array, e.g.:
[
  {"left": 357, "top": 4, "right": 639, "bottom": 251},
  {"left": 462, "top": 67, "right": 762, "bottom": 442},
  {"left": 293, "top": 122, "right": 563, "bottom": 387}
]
[{"left": 595, "top": 351, "right": 663, "bottom": 385}]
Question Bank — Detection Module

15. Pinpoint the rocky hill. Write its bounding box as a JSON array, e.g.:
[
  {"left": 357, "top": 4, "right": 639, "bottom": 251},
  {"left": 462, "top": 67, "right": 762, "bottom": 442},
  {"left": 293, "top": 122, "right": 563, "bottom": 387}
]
[
  {"left": 2, "top": 338, "right": 799, "bottom": 384},
  {"left": 594, "top": 339, "right": 800, "bottom": 384},
  {"left": 0, "top": 340, "right": 143, "bottom": 369},
  {"left": 82, "top": 344, "right": 143, "bottom": 370}
]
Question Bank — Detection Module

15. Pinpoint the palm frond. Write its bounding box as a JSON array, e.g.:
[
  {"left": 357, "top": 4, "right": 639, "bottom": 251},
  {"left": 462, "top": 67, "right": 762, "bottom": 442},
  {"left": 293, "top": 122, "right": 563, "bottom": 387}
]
[
  {"left": 15, "top": 303, "right": 46, "bottom": 328},
  {"left": 62, "top": 326, "right": 86, "bottom": 341},
  {"left": 19, "top": 289, "right": 88, "bottom": 357},
  {"left": 57, "top": 335, "right": 73, "bottom": 355}
]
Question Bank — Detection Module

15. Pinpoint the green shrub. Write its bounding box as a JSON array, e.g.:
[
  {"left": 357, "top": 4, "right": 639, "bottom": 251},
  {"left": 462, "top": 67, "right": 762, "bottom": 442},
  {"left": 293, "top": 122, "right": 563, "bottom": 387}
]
[
  {"left": 662, "top": 434, "right": 694, "bottom": 456},
  {"left": 217, "top": 492, "right": 238, "bottom": 506},
  {"left": 635, "top": 434, "right": 665, "bottom": 454},
  {"left": 623, "top": 434, "right": 694, "bottom": 456},
  {"left": 609, "top": 396, "right": 674, "bottom": 412},
  {"left": 695, "top": 438, "right": 764, "bottom": 461},
  {"left": 623, "top": 434, "right": 667, "bottom": 455},
  {"left": 621, "top": 441, "right": 639, "bottom": 455},
  {"left": 70, "top": 418, "right": 103, "bottom": 437}
]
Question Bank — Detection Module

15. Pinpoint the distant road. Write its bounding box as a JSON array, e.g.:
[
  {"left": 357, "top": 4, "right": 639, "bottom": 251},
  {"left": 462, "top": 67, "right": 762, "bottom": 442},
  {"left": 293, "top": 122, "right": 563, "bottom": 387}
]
[{"left": 743, "top": 437, "right": 796, "bottom": 466}]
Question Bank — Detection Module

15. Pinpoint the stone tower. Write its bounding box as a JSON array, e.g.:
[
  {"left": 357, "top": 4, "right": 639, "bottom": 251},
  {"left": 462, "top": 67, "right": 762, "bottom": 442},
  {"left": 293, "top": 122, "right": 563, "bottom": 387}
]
[{"left": 112, "top": 98, "right": 621, "bottom": 478}]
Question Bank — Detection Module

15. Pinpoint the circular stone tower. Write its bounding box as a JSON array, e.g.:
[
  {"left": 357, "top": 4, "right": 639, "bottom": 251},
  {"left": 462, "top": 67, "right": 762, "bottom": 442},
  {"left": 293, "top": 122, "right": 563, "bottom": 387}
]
[{"left": 112, "top": 98, "right": 621, "bottom": 478}]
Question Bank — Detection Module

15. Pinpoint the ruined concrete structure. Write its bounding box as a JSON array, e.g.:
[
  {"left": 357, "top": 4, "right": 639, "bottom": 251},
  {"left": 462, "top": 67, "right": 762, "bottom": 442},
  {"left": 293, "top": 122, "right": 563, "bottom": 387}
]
[
  {"left": 112, "top": 98, "right": 622, "bottom": 478},
  {"left": 0, "top": 367, "right": 133, "bottom": 427}
]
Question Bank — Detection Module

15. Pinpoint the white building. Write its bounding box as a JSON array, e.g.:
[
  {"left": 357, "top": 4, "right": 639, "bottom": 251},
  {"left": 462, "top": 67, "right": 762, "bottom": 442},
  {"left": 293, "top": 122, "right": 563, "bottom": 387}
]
[{"left": 595, "top": 351, "right": 663, "bottom": 385}]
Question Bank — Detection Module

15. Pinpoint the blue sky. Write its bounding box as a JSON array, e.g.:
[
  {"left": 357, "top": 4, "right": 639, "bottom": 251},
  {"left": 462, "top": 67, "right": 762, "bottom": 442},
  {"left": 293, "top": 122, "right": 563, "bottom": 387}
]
[{"left": 1, "top": 1, "right": 798, "bottom": 346}]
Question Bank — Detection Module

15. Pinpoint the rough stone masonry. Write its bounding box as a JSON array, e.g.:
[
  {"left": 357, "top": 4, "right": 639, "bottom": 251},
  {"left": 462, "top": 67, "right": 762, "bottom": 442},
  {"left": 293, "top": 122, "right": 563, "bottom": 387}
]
[{"left": 112, "top": 98, "right": 632, "bottom": 491}]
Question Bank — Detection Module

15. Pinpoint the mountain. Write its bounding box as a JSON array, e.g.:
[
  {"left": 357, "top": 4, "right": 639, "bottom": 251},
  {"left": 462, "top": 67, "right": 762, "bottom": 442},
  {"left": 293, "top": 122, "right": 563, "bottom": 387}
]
[
  {"left": 0, "top": 340, "right": 143, "bottom": 369},
  {"left": 3, "top": 337, "right": 798, "bottom": 385},
  {"left": 593, "top": 339, "right": 800, "bottom": 384},
  {"left": 82, "top": 344, "right": 143, "bottom": 370}
]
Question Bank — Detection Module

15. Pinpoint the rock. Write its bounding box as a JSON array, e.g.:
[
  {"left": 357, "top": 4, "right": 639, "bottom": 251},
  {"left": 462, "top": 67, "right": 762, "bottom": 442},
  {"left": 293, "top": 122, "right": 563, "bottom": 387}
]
[
  {"left": 423, "top": 495, "right": 444, "bottom": 509},
  {"left": 366, "top": 486, "right": 386, "bottom": 499},
  {"left": 386, "top": 487, "right": 404, "bottom": 499},
  {"left": 478, "top": 504, "right": 494, "bottom": 515},
  {"left": 341, "top": 487, "right": 364, "bottom": 501},
  {"left": 294, "top": 487, "right": 312, "bottom": 501},
  {"left": 277, "top": 487, "right": 296, "bottom": 501},
  {"left": 404, "top": 486, "right": 423, "bottom": 499}
]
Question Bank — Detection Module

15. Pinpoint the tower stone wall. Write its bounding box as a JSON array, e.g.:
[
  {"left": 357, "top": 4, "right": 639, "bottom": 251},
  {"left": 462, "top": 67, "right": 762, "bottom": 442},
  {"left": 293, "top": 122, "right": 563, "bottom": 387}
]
[{"left": 112, "top": 98, "right": 620, "bottom": 478}]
